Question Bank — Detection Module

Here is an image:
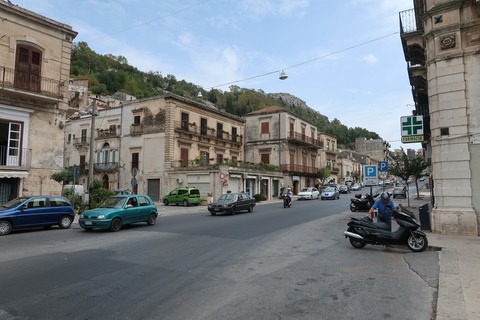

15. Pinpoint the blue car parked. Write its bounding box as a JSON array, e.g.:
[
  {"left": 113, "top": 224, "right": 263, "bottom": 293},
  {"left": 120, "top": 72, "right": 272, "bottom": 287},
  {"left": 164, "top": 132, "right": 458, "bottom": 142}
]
[{"left": 0, "top": 196, "right": 74, "bottom": 236}]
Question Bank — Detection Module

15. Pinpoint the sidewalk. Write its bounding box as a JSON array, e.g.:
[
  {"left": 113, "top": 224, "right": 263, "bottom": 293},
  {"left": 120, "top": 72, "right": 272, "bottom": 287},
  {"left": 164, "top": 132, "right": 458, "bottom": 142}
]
[{"left": 398, "top": 189, "right": 480, "bottom": 320}]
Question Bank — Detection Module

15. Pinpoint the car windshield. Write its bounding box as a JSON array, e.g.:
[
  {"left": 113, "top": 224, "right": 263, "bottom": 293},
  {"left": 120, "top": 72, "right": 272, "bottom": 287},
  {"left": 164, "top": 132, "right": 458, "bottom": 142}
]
[
  {"left": 219, "top": 193, "right": 238, "bottom": 201},
  {"left": 0, "top": 197, "right": 29, "bottom": 209},
  {"left": 324, "top": 187, "right": 335, "bottom": 192},
  {"left": 98, "top": 197, "right": 127, "bottom": 208}
]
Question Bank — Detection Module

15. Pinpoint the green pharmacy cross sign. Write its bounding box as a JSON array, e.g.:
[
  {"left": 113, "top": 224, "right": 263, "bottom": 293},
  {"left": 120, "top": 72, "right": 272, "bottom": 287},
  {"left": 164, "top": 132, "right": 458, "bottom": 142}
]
[{"left": 401, "top": 115, "right": 424, "bottom": 143}]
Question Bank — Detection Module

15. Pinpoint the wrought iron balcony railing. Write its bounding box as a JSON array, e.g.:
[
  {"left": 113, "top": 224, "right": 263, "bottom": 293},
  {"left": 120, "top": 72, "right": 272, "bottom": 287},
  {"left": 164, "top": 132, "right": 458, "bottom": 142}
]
[
  {"left": 281, "top": 164, "right": 319, "bottom": 175},
  {"left": 93, "top": 162, "right": 119, "bottom": 172},
  {"left": 0, "top": 146, "right": 31, "bottom": 169},
  {"left": 287, "top": 131, "right": 323, "bottom": 148},
  {"left": 174, "top": 121, "right": 243, "bottom": 145},
  {"left": 0, "top": 66, "right": 63, "bottom": 98}
]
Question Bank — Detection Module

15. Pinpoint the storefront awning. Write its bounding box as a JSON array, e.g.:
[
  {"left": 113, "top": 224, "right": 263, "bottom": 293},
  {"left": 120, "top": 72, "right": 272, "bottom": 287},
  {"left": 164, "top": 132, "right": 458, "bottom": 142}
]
[{"left": 0, "top": 171, "right": 29, "bottom": 178}]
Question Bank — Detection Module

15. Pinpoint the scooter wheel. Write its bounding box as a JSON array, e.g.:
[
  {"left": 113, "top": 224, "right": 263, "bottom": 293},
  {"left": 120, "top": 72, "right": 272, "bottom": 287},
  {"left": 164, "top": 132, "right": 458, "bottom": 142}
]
[
  {"left": 349, "top": 203, "right": 357, "bottom": 212},
  {"left": 349, "top": 237, "right": 366, "bottom": 249},
  {"left": 407, "top": 234, "right": 428, "bottom": 252}
]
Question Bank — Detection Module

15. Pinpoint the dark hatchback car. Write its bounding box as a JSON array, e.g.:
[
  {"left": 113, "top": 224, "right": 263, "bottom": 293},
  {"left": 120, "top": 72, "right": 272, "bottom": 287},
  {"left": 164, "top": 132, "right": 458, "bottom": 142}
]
[
  {"left": 79, "top": 195, "right": 158, "bottom": 232},
  {"left": 208, "top": 193, "right": 256, "bottom": 215},
  {"left": 0, "top": 196, "right": 74, "bottom": 236}
]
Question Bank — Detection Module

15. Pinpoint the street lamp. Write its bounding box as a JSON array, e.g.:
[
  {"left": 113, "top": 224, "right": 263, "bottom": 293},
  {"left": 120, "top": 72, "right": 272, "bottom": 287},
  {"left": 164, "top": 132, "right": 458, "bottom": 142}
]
[{"left": 86, "top": 97, "right": 98, "bottom": 206}]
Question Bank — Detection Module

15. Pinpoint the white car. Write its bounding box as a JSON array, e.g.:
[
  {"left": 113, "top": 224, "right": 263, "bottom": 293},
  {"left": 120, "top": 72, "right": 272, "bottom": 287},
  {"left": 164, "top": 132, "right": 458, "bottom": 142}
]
[{"left": 297, "top": 187, "right": 320, "bottom": 200}]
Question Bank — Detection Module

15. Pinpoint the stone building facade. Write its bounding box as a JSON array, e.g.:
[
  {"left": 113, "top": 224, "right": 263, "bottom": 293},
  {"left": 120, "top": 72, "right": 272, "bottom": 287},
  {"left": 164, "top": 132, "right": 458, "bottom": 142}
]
[
  {"left": 244, "top": 106, "right": 322, "bottom": 195},
  {"left": 65, "top": 93, "right": 285, "bottom": 202},
  {"left": 400, "top": 0, "right": 480, "bottom": 235},
  {"left": 0, "top": 1, "right": 77, "bottom": 204}
]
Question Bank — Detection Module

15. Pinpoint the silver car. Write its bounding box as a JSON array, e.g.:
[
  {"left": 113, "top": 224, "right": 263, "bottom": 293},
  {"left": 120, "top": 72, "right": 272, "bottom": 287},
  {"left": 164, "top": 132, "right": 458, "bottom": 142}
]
[{"left": 321, "top": 187, "right": 340, "bottom": 200}]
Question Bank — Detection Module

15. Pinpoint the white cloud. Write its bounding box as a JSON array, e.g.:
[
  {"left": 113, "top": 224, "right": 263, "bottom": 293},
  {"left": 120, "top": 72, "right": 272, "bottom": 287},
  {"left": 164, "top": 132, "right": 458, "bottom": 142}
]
[{"left": 362, "top": 54, "right": 378, "bottom": 65}]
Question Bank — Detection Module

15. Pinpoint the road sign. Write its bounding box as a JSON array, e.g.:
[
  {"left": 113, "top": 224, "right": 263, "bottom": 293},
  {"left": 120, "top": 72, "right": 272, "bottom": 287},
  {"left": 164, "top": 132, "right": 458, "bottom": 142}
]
[
  {"left": 379, "top": 161, "right": 388, "bottom": 172},
  {"left": 379, "top": 171, "right": 388, "bottom": 179},
  {"left": 364, "top": 165, "right": 378, "bottom": 185}
]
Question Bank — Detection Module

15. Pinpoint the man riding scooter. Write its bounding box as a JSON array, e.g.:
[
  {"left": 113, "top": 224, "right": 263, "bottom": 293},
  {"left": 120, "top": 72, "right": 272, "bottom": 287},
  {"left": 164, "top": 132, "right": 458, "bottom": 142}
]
[
  {"left": 284, "top": 187, "right": 293, "bottom": 207},
  {"left": 367, "top": 192, "right": 395, "bottom": 230}
]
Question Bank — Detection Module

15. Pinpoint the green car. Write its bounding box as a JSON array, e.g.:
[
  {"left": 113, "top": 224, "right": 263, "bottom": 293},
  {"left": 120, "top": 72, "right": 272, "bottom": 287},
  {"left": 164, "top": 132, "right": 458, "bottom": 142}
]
[
  {"left": 79, "top": 195, "right": 158, "bottom": 232},
  {"left": 162, "top": 187, "right": 201, "bottom": 207}
]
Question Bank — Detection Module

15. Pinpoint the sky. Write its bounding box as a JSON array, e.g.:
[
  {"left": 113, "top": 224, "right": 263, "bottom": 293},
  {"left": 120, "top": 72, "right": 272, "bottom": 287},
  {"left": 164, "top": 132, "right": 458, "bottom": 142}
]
[{"left": 16, "top": 0, "right": 418, "bottom": 151}]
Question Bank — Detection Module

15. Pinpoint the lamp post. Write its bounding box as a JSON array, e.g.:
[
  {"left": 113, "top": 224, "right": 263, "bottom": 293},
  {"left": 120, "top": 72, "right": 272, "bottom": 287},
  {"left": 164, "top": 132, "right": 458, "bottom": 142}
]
[{"left": 87, "top": 97, "right": 97, "bottom": 206}]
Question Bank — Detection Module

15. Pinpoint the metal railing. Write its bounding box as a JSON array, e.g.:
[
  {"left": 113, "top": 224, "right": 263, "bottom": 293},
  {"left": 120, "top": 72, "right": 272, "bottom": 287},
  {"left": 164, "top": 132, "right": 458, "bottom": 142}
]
[
  {"left": 93, "top": 162, "right": 119, "bottom": 172},
  {"left": 0, "top": 66, "right": 63, "bottom": 98},
  {"left": 174, "top": 121, "right": 243, "bottom": 144},
  {"left": 73, "top": 137, "right": 90, "bottom": 146},
  {"left": 288, "top": 131, "right": 323, "bottom": 148},
  {"left": 0, "top": 146, "right": 31, "bottom": 169},
  {"left": 399, "top": 9, "right": 418, "bottom": 34},
  {"left": 97, "top": 130, "right": 119, "bottom": 139},
  {"left": 281, "top": 164, "right": 319, "bottom": 174}
]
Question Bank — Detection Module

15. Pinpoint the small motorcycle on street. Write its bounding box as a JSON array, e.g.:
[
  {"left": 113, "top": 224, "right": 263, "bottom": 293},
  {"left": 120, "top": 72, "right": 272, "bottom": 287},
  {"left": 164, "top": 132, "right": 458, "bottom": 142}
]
[
  {"left": 349, "top": 192, "right": 378, "bottom": 212},
  {"left": 283, "top": 195, "right": 292, "bottom": 208},
  {"left": 344, "top": 207, "right": 428, "bottom": 252}
]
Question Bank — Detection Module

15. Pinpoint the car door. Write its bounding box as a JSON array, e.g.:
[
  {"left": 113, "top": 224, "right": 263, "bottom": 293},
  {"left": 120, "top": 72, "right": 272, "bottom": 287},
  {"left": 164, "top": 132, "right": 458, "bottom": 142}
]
[
  {"left": 124, "top": 196, "right": 142, "bottom": 223},
  {"left": 14, "top": 197, "right": 51, "bottom": 227},
  {"left": 136, "top": 196, "right": 153, "bottom": 221}
]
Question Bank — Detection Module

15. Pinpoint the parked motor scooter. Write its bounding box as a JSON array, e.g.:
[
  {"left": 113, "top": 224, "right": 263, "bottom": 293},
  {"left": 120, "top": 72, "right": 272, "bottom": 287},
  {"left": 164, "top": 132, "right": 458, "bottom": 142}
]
[
  {"left": 343, "top": 207, "right": 428, "bottom": 252},
  {"left": 349, "top": 192, "right": 378, "bottom": 212}
]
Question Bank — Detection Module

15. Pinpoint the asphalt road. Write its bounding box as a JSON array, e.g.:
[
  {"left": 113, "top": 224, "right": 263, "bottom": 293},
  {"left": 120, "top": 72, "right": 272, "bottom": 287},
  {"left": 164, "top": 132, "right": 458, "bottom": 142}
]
[{"left": 0, "top": 191, "right": 439, "bottom": 320}]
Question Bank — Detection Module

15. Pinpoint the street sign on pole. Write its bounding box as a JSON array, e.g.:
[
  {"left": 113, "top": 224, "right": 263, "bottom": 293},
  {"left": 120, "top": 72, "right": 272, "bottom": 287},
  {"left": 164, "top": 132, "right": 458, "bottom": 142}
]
[
  {"left": 379, "top": 161, "right": 388, "bottom": 172},
  {"left": 364, "top": 165, "right": 378, "bottom": 186}
]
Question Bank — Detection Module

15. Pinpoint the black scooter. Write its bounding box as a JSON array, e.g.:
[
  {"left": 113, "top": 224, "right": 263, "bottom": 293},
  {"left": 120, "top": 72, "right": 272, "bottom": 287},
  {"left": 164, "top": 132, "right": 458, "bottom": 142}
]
[
  {"left": 344, "top": 207, "right": 428, "bottom": 252},
  {"left": 349, "top": 192, "right": 378, "bottom": 212},
  {"left": 283, "top": 195, "right": 292, "bottom": 208}
]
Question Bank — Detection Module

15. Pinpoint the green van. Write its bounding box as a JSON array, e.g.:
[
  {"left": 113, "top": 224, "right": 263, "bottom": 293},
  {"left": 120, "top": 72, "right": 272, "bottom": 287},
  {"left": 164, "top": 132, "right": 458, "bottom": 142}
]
[{"left": 162, "top": 187, "right": 201, "bottom": 207}]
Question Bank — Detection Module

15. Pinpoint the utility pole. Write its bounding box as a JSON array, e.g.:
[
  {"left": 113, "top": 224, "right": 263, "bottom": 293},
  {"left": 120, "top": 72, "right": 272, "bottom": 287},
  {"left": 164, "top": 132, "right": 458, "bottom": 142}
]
[{"left": 87, "top": 97, "right": 97, "bottom": 207}]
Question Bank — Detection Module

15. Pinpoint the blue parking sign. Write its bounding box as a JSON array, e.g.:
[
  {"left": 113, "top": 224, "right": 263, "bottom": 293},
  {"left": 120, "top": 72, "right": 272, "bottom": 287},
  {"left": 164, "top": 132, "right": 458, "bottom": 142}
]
[
  {"left": 364, "top": 165, "right": 377, "bottom": 178},
  {"left": 379, "top": 161, "right": 388, "bottom": 172}
]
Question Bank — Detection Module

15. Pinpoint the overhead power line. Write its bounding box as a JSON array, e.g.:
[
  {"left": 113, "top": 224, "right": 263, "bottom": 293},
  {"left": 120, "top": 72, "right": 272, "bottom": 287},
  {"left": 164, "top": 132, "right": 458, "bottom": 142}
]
[{"left": 205, "top": 31, "right": 399, "bottom": 90}]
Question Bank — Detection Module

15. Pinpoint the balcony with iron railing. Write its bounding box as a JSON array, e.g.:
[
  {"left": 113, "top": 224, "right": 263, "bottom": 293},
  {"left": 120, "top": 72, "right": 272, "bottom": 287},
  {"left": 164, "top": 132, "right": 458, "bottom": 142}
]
[
  {"left": 73, "top": 137, "right": 90, "bottom": 147},
  {"left": 399, "top": 9, "right": 419, "bottom": 35},
  {"left": 174, "top": 121, "right": 243, "bottom": 145},
  {"left": 0, "top": 146, "right": 31, "bottom": 170},
  {"left": 0, "top": 66, "right": 63, "bottom": 101},
  {"left": 96, "top": 129, "right": 120, "bottom": 139},
  {"left": 93, "top": 162, "right": 119, "bottom": 172},
  {"left": 281, "top": 164, "right": 319, "bottom": 176},
  {"left": 171, "top": 158, "right": 280, "bottom": 172},
  {"left": 287, "top": 131, "right": 323, "bottom": 148}
]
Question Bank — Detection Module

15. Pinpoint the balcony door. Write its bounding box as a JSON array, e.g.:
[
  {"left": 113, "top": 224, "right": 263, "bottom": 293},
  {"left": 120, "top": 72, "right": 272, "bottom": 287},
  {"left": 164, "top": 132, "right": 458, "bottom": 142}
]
[
  {"left": 14, "top": 44, "right": 42, "bottom": 92},
  {"left": 3, "top": 123, "right": 22, "bottom": 167}
]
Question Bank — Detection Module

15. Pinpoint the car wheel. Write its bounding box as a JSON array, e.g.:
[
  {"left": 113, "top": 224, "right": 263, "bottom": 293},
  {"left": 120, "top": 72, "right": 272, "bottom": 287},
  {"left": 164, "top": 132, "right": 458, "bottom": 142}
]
[
  {"left": 147, "top": 213, "right": 157, "bottom": 225},
  {"left": 231, "top": 207, "right": 236, "bottom": 215},
  {"left": 163, "top": 199, "right": 169, "bottom": 206},
  {"left": 58, "top": 215, "right": 73, "bottom": 229},
  {"left": 0, "top": 220, "right": 12, "bottom": 236},
  {"left": 248, "top": 204, "right": 254, "bottom": 213},
  {"left": 110, "top": 218, "right": 122, "bottom": 232},
  {"left": 182, "top": 200, "right": 189, "bottom": 207}
]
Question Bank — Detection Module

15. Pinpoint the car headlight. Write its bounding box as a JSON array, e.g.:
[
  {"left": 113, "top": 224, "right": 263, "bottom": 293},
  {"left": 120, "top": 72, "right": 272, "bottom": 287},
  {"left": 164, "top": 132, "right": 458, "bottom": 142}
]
[
  {"left": 98, "top": 214, "right": 106, "bottom": 220},
  {"left": 79, "top": 214, "right": 84, "bottom": 218}
]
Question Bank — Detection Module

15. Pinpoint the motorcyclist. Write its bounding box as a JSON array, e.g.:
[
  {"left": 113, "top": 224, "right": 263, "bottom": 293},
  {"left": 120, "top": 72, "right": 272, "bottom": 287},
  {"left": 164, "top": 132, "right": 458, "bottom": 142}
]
[
  {"left": 285, "top": 187, "right": 293, "bottom": 205},
  {"left": 368, "top": 192, "right": 395, "bottom": 230}
]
